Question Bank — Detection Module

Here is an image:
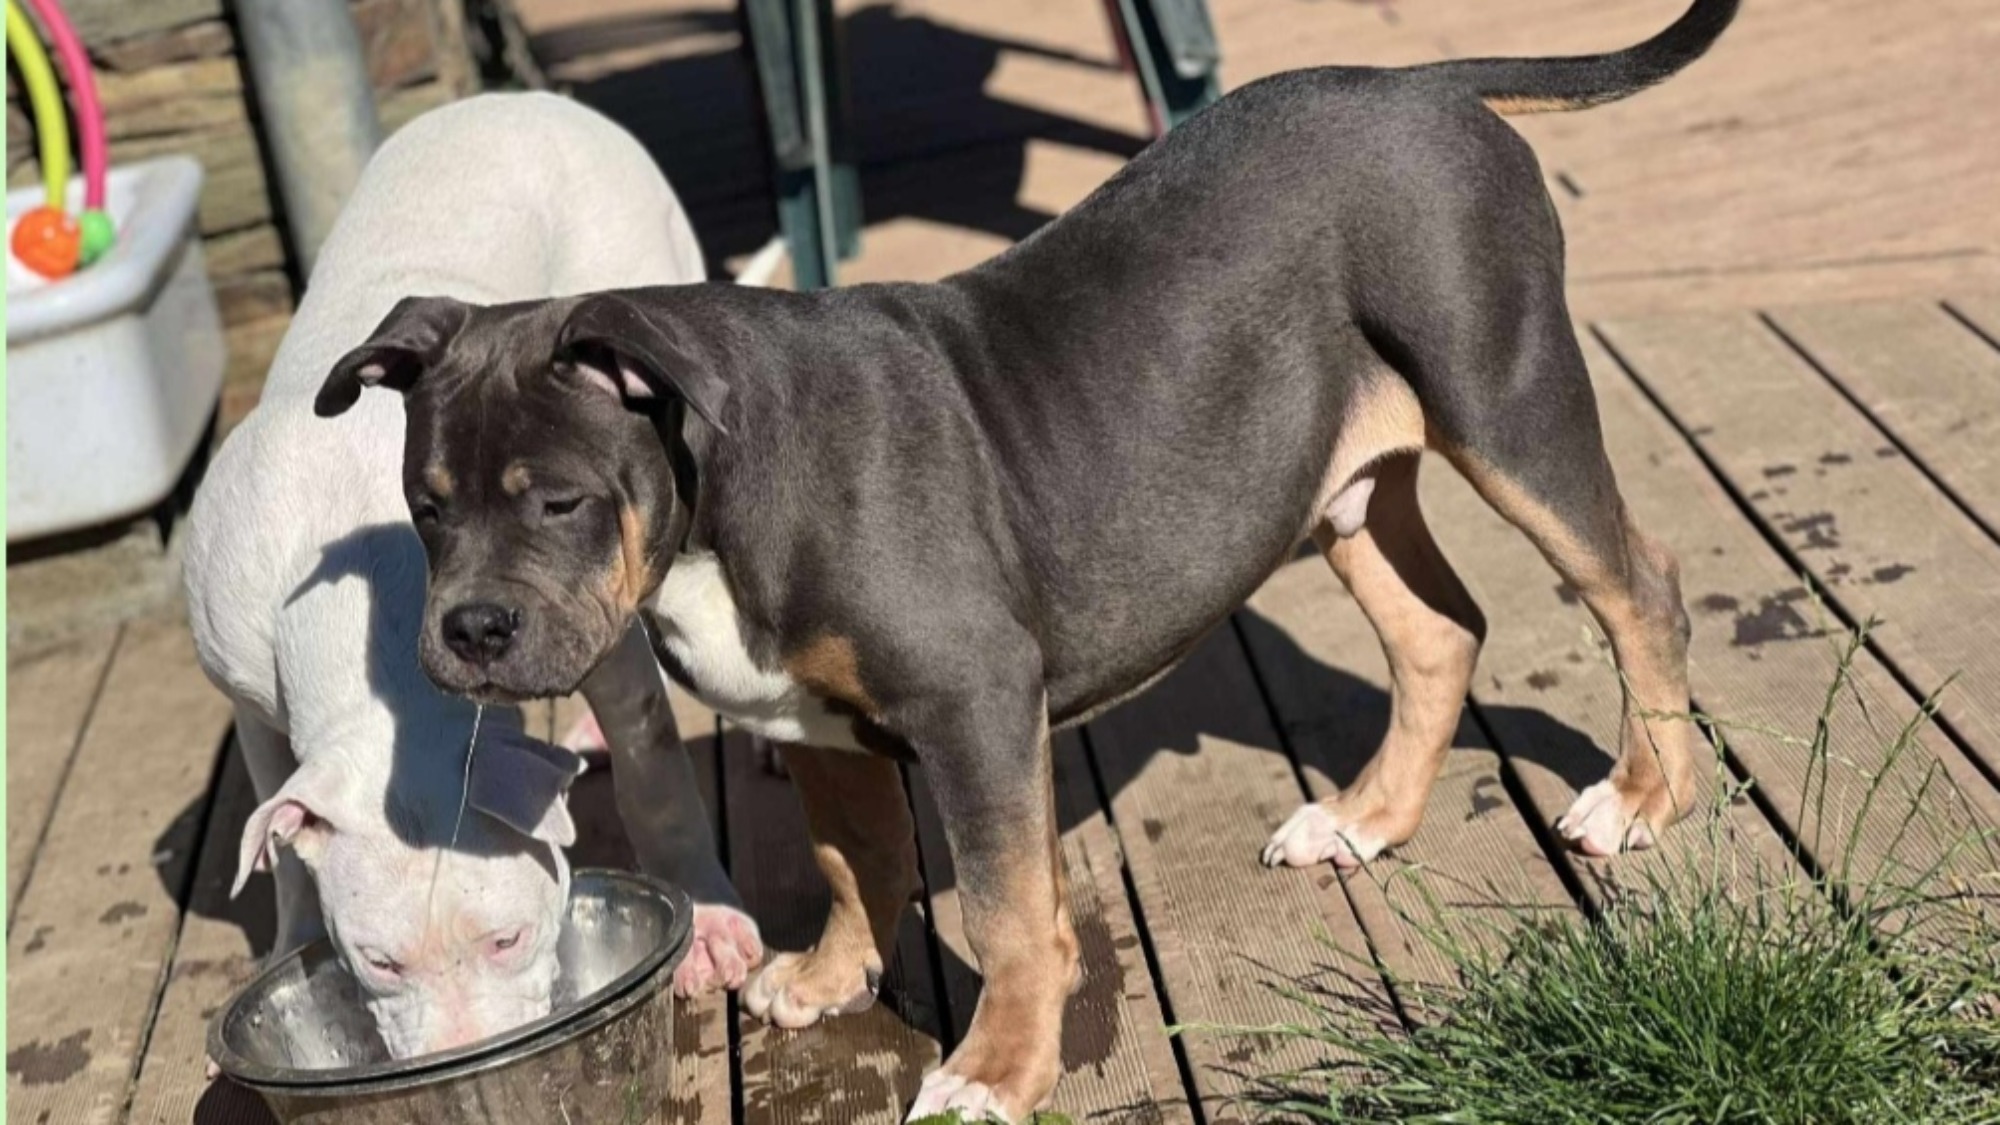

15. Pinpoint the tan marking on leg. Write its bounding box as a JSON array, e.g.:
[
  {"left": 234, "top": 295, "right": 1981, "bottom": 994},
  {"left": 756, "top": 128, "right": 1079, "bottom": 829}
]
[
  {"left": 744, "top": 745, "right": 918, "bottom": 1028},
  {"left": 782, "top": 635, "right": 879, "bottom": 716},
  {"left": 1450, "top": 451, "right": 1696, "bottom": 840},
  {"left": 423, "top": 463, "right": 454, "bottom": 499},
  {"left": 1313, "top": 372, "right": 1428, "bottom": 533},
  {"left": 1292, "top": 456, "right": 1483, "bottom": 862},
  {"left": 500, "top": 462, "right": 532, "bottom": 496},
  {"left": 917, "top": 718, "right": 1075, "bottom": 1120}
]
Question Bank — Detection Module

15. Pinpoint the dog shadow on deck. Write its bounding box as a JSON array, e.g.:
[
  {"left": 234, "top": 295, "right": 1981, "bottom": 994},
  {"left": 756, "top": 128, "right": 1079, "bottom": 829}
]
[{"left": 610, "top": 586, "right": 1615, "bottom": 1109}]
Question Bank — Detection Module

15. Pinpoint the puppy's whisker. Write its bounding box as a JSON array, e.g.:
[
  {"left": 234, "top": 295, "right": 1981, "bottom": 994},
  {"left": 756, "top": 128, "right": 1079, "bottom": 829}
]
[{"left": 425, "top": 703, "right": 484, "bottom": 943}]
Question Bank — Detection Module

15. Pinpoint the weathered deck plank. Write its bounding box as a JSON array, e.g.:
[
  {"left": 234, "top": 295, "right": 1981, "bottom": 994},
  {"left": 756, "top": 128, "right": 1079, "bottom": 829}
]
[
  {"left": 1598, "top": 312, "right": 2000, "bottom": 783},
  {"left": 1239, "top": 560, "right": 1580, "bottom": 1002},
  {"left": 725, "top": 729, "right": 943, "bottom": 1125},
  {"left": 6, "top": 626, "right": 121, "bottom": 915},
  {"left": 909, "top": 736, "right": 1194, "bottom": 1123},
  {"left": 125, "top": 747, "right": 277, "bottom": 1125},
  {"left": 1083, "top": 631, "right": 1388, "bottom": 1122},
  {"left": 5, "top": 614, "right": 234, "bottom": 1125},
  {"left": 1770, "top": 300, "right": 2000, "bottom": 539},
  {"left": 1574, "top": 330, "right": 2000, "bottom": 920}
]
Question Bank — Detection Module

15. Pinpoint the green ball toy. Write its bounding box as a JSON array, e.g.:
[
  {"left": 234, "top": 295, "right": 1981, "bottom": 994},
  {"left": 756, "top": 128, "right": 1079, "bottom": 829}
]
[{"left": 77, "top": 208, "right": 115, "bottom": 266}]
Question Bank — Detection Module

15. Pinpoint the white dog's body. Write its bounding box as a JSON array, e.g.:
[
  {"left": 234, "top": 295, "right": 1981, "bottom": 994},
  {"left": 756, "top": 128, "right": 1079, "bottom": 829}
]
[{"left": 185, "top": 93, "right": 757, "bottom": 1058}]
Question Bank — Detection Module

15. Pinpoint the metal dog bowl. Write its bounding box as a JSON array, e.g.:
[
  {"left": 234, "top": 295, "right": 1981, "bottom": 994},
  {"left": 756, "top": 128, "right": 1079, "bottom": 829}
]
[{"left": 209, "top": 870, "right": 690, "bottom": 1124}]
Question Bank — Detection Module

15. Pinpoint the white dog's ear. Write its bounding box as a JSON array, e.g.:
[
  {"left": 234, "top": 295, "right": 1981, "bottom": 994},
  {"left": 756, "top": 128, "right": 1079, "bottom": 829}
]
[
  {"left": 314, "top": 295, "right": 470, "bottom": 418},
  {"left": 470, "top": 731, "right": 586, "bottom": 848},
  {"left": 233, "top": 768, "right": 344, "bottom": 898}
]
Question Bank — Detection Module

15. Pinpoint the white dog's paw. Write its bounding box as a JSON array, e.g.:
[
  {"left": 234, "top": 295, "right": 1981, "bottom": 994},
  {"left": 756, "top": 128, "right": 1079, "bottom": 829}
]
[
  {"left": 1260, "top": 800, "right": 1388, "bottom": 870},
  {"left": 673, "top": 903, "right": 764, "bottom": 998},
  {"left": 205, "top": 1057, "right": 221, "bottom": 1081},
  {"left": 908, "top": 1072, "right": 1013, "bottom": 1123},
  {"left": 1556, "top": 779, "right": 1660, "bottom": 858}
]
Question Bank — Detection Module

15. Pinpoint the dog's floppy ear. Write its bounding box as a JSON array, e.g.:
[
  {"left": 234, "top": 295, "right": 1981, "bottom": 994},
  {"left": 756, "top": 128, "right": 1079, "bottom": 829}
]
[
  {"left": 469, "top": 728, "right": 587, "bottom": 849},
  {"left": 315, "top": 295, "right": 470, "bottom": 418},
  {"left": 555, "top": 291, "right": 730, "bottom": 435},
  {"left": 233, "top": 763, "right": 350, "bottom": 898}
]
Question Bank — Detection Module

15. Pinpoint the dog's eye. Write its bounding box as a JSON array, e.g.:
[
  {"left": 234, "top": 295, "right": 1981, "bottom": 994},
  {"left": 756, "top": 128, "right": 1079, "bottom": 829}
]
[
  {"left": 486, "top": 928, "right": 528, "bottom": 960},
  {"left": 543, "top": 497, "right": 584, "bottom": 518},
  {"left": 412, "top": 499, "right": 442, "bottom": 525}
]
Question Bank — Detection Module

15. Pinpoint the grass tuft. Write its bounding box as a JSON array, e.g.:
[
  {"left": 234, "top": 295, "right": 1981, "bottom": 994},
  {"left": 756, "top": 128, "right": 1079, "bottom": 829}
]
[{"left": 1188, "top": 615, "right": 2000, "bottom": 1124}]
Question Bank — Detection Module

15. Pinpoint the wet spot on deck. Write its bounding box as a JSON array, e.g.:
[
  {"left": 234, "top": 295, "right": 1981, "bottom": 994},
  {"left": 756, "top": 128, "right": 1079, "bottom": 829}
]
[
  {"left": 23, "top": 925, "right": 53, "bottom": 953},
  {"left": 1141, "top": 818, "right": 1167, "bottom": 844},
  {"left": 8, "top": 1030, "right": 91, "bottom": 1086},
  {"left": 1060, "top": 886, "right": 1124, "bottom": 1072},
  {"left": 1696, "top": 593, "right": 1740, "bottom": 615},
  {"left": 1763, "top": 464, "right": 1797, "bottom": 479},
  {"left": 1553, "top": 583, "right": 1582, "bottom": 607},
  {"left": 1731, "top": 588, "right": 1821, "bottom": 647},
  {"left": 99, "top": 901, "right": 146, "bottom": 925},
  {"left": 1781, "top": 511, "right": 1841, "bottom": 550},
  {"left": 1870, "top": 563, "right": 1915, "bottom": 584},
  {"left": 1467, "top": 776, "right": 1506, "bottom": 821},
  {"left": 1526, "top": 670, "right": 1561, "bottom": 691}
]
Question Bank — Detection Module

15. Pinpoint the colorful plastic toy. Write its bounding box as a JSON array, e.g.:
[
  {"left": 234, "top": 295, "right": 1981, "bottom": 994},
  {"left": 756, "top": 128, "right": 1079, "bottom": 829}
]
[{"left": 7, "top": 0, "right": 114, "bottom": 279}]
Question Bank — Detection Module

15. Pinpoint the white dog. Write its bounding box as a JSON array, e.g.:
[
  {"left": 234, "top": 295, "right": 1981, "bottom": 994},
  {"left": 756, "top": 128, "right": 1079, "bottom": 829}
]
[{"left": 184, "top": 93, "right": 762, "bottom": 1059}]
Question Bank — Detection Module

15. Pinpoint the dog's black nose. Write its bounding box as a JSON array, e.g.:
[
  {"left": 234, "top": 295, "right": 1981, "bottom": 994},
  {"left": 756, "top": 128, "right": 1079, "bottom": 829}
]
[{"left": 441, "top": 603, "right": 521, "bottom": 666}]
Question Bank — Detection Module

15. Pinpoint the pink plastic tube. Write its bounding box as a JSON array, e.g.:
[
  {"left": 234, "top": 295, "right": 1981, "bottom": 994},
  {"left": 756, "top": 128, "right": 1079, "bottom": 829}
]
[{"left": 24, "top": 0, "right": 104, "bottom": 210}]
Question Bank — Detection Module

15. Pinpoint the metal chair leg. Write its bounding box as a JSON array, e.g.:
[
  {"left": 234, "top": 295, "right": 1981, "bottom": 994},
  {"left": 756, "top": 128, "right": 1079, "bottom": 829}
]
[
  {"left": 740, "top": 0, "right": 842, "bottom": 287},
  {"left": 1110, "top": 0, "right": 1222, "bottom": 135}
]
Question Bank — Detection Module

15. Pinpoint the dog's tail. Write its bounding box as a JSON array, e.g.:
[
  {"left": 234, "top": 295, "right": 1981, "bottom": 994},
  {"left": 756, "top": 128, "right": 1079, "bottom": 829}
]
[{"left": 1413, "top": 0, "right": 1740, "bottom": 116}]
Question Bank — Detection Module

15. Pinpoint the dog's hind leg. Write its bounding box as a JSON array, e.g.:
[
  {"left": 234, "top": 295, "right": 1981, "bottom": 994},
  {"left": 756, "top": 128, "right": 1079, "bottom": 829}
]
[
  {"left": 1264, "top": 453, "right": 1486, "bottom": 869},
  {"left": 1424, "top": 303, "right": 1694, "bottom": 856}
]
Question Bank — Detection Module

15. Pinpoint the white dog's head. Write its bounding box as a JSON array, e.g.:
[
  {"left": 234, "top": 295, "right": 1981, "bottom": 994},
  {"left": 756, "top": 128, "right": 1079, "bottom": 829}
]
[{"left": 234, "top": 728, "right": 583, "bottom": 1058}]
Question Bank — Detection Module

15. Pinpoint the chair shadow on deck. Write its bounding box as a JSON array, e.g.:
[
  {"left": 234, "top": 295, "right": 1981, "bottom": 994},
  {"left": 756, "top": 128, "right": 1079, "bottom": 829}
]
[{"left": 554, "top": 1, "right": 1150, "bottom": 271}]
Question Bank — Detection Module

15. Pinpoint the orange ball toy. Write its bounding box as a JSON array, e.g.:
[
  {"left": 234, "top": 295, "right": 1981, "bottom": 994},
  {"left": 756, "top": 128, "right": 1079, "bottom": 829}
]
[{"left": 12, "top": 204, "right": 81, "bottom": 279}]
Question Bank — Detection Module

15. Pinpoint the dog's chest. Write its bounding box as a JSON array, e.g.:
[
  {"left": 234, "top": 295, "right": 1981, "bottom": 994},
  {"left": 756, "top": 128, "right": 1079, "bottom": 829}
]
[{"left": 642, "top": 555, "right": 864, "bottom": 752}]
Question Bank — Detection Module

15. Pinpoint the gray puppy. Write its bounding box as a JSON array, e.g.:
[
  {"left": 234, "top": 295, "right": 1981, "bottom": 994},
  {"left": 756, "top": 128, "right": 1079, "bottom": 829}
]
[{"left": 322, "top": 0, "right": 1736, "bottom": 1115}]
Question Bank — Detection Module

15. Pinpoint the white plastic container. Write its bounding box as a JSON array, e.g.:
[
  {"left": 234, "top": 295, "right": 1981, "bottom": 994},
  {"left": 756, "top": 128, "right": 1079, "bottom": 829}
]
[{"left": 7, "top": 157, "right": 225, "bottom": 542}]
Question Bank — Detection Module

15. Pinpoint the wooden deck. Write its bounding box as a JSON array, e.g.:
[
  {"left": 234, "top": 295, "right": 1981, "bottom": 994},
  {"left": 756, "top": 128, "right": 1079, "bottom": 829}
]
[{"left": 9, "top": 0, "right": 2000, "bottom": 1122}]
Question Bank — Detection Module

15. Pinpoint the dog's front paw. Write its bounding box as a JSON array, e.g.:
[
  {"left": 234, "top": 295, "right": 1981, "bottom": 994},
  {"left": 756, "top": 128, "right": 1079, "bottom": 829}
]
[
  {"left": 1260, "top": 799, "right": 1397, "bottom": 870},
  {"left": 744, "top": 948, "right": 880, "bottom": 1030},
  {"left": 1556, "top": 779, "right": 1662, "bottom": 857},
  {"left": 674, "top": 903, "right": 765, "bottom": 998},
  {"left": 908, "top": 1071, "right": 1012, "bottom": 1123}
]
